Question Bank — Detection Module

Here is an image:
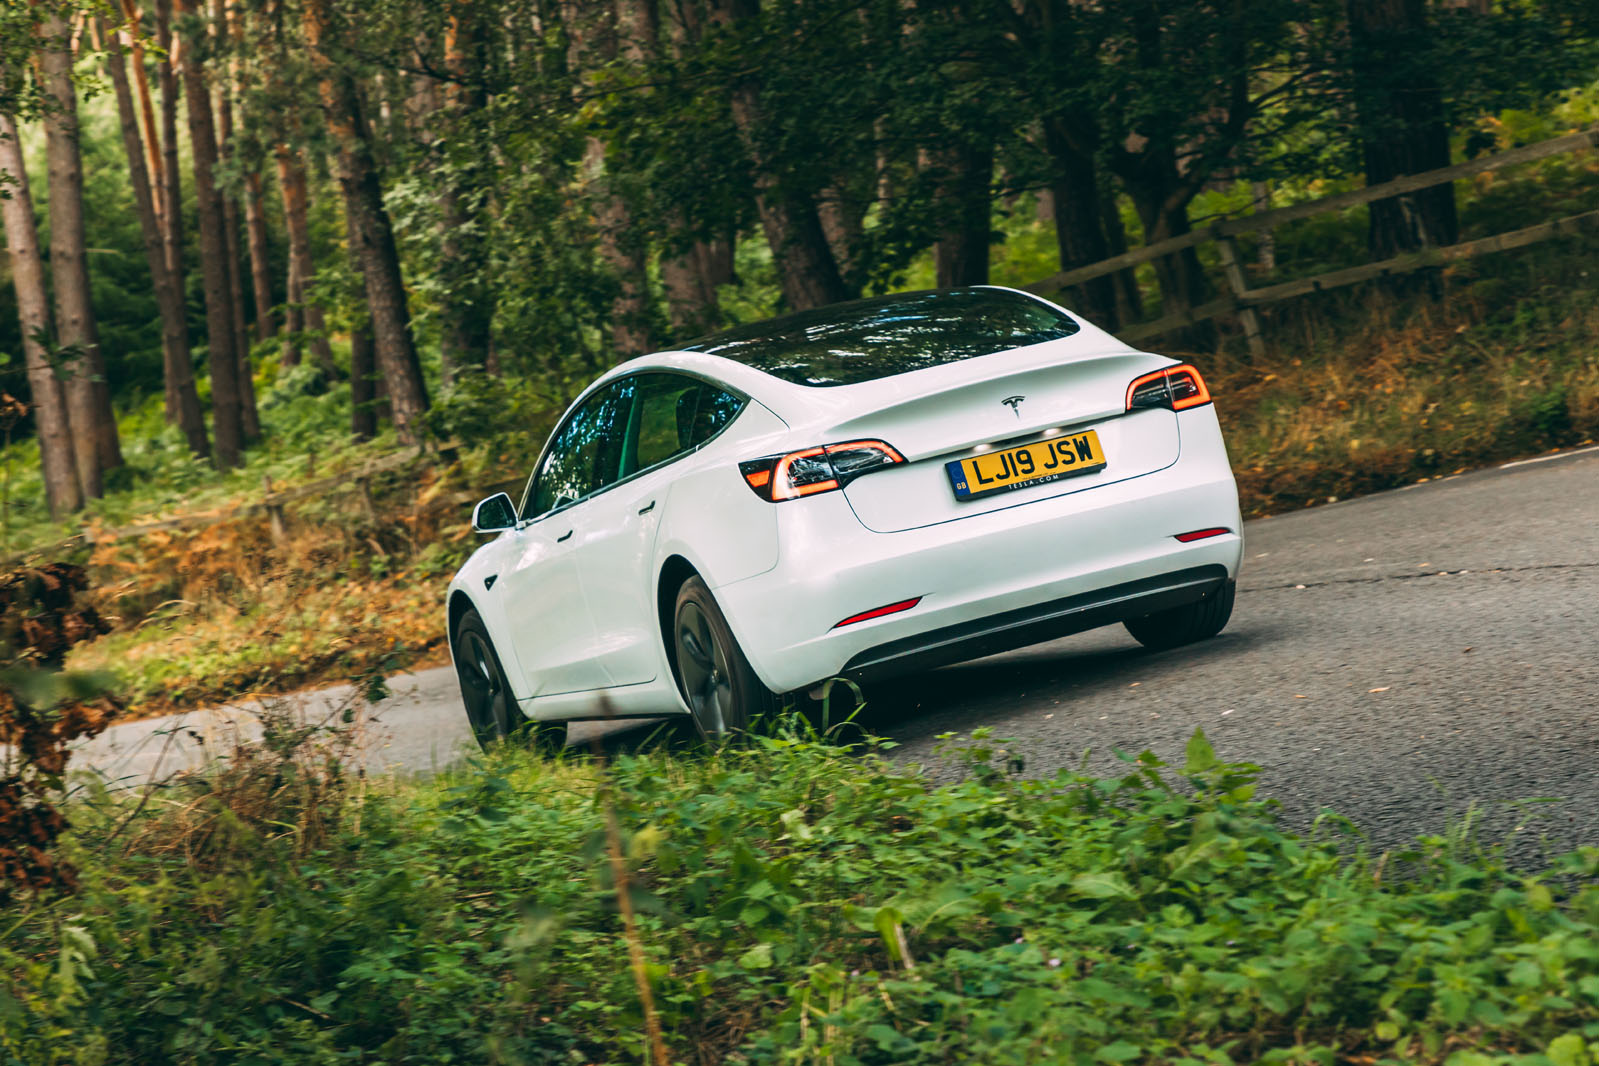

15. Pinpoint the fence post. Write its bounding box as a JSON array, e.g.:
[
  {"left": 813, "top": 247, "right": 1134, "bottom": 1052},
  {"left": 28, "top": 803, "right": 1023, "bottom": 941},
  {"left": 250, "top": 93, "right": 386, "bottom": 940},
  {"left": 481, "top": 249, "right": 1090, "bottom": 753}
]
[
  {"left": 263, "top": 475, "right": 287, "bottom": 547},
  {"left": 358, "top": 476, "right": 379, "bottom": 524},
  {"left": 1215, "top": 236, "right": 1267, "bottom": 359}
]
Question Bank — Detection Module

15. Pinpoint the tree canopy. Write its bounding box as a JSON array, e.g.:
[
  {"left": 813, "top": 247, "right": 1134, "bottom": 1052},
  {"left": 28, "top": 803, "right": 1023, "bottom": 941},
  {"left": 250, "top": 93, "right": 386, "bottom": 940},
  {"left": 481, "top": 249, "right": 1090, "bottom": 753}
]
[{"left": 0, "top": 0, "right": 1593, "bottom": 515}]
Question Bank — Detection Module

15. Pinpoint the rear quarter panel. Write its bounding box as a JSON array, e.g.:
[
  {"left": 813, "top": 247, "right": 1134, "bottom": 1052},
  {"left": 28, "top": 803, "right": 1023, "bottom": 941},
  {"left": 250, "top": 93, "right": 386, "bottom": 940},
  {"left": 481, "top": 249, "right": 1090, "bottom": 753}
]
[{"left": 652, "top": 399, "right": 791, "bottom": 591}]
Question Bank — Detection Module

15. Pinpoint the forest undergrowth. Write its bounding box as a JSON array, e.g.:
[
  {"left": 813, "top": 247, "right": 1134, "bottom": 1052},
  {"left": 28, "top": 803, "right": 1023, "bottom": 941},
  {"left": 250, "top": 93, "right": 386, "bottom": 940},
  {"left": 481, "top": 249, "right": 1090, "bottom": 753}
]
[{"left": 4, "top": 713, "right": 1598, "bottom": 1064}]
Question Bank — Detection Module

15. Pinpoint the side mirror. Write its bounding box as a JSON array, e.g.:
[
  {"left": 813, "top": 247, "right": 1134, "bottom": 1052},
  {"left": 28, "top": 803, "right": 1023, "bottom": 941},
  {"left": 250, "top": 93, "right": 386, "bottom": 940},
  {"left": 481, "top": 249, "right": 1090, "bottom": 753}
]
[{"left": 472, "top": 492, "right": 518, "bottom": 533}]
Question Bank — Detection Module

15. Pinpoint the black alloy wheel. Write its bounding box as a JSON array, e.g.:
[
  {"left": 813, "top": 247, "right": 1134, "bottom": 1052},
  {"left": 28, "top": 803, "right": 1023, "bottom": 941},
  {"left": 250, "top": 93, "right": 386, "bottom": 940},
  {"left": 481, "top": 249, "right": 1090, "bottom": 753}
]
[
  {"left": 671, "top": 576, "right": 775, "bottom": 739},
  {"left": 454, "top": 608, "right": 567, "bottom": 754}
]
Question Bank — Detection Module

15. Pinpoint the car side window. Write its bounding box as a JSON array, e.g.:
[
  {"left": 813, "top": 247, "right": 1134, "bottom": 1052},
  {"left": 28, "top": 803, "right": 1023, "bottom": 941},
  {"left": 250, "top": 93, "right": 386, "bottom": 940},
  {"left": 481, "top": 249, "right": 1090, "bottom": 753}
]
[
  {"left": 687, "top": 384, "right": 741, "bottom": 446},
  {"left": 620, "top": 375, "right": 745, "bottom": 479},
  {"left": 528, "top": 381, "right": 633, "bottom": 518},
  {"left": 623, "top": 374, "right": 702, "bottom": 477}
]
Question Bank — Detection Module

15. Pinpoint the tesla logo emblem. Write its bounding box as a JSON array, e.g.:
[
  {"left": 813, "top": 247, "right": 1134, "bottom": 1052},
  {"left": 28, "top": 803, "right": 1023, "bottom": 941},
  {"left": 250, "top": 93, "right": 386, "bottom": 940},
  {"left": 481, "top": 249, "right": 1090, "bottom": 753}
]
[{"left": 1001, "top": 395, "right": 1025, "bottom": 418}]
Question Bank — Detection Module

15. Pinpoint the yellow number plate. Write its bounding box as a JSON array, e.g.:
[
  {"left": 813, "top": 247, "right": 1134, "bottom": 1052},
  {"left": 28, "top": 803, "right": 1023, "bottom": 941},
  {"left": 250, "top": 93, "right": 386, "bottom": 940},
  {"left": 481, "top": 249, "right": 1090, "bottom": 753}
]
[{"left": 945, "top": 430, "right": 1107, "bottom": 501}]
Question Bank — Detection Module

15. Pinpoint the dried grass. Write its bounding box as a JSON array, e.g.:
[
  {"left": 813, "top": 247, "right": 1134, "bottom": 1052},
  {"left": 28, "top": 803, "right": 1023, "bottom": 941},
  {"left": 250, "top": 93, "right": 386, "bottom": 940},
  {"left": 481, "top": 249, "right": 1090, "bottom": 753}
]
[{"left": 66, "top": 464, "right": 476, "bottom": 719}]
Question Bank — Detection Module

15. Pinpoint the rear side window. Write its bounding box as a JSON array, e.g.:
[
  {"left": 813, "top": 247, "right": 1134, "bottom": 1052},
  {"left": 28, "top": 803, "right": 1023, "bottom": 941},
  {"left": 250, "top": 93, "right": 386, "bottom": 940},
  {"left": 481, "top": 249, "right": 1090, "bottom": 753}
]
[
  {"left": 528, "top": 380, "right": 633, "bottom": 517},
  {"left": 620, "top": 374, "right": 743, "bottom": 479},
  {"left": 681, "top": 287, "right": 1080, "bottom": 387},
  {"left": 629, "top": 375, "right": 703, "bottom": 473}
]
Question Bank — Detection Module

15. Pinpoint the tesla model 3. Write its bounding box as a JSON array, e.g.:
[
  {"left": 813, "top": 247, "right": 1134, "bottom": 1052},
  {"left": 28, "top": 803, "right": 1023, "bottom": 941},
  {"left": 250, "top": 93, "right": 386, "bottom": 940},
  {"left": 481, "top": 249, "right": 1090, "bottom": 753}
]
[{"left": 447, "top": 286, "right": 1242, "bottom": 748}]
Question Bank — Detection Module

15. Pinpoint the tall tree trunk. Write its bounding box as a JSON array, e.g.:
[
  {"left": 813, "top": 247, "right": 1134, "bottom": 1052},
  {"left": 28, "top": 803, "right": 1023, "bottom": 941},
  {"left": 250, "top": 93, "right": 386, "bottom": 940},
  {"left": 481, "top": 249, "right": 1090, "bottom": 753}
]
[
  {"left": 1100, "top": 188, "right": 1142, "bottom": 325},
  {"left": 704, "top": 0, "right": 851, "bottom": 313},
  {"left": 583, "top": 136, "right": 656, "bottom": 356},
  {"left": 1043, "top": 119, "right": 1117, "bottom": 328},
  {"left": 275, "top": 145, "right": 307, "bottom": 369},
  {"left": 244, "top": 171, "right": 275, "bottom": 342},
  {"left": 1114, "top": 144, "right": 1212, "bottom": 323},
  {"left": 627, "top": 0, "right": 720, "bottom": 338},
  {"left": 699, "top": 235, "right": 735, "bottom": 288},
  {"left": 103, "top": 16, "right": 209, "bottom": 460},
  {"left": 272, "top": 144, "right": 336, "bottom": 374},
  {"left": 927, "top": 139, "right": 993, "bottom": 287},
  {"left": 1347, "top": 0, "right": 1457, "bottom": 256},
  {"left": 304, "top": 0, "right": 429, "bottom": 442},
  {"left": 212, "top": 0, "right": 259, "bottom": 441},
  {"left": 349, "top": 320, "right": 378, "bottom": 440},
  {"left": 661, "top": 245, "right": 720, "bottom": 336},
  {"left": 434, "top": 6, "right": 495, "bottom": 381},
  {"left": 227, "top": 24, "right": 275, "bottom": 346},
  {"left": 219, "top": 145, "right": 259, "bottom": 441},
  {"left": 155, "top": 0, "right": 189, "bottom": 421},
  {"left": 176, "top": 0, "right": 246, "bottom": 469},
  {"left": 1130, "top": 194, "right": 1208, "bottom": 316},
  {"left": 817, "top": 182, "right": 866, "bottom": 287},
  {"left": 349, "top": 311, "right": 378, "bottom": 441},
  {"left": 40, "top": 13, "right": 122, "bottom": 496},
  {"left": 818, "top": 171, "right": 869, "bottom": 289},
  {"left": 708, "top": 0, "right": 851, "bottom": 311},
  {"left": 1106, "top": 138, "right": 1213, "bottom": 348},
  {"left": 344, "top": 195, "right": 379, "bottom": 441},
  {"left": 567, "top": 0, "right": 655, "bottom": 356},
  {"left": 732, "top": 110, "right": 852, "bottom": 308},
  {"left": 119, "top": 0, "right": 166, "bottom": 220},
  {"left": 0, "top": 112, "right": 83, "bottom": 517},
  {"left": 280, "top": 254, "right": 304, "bottom": 368}
]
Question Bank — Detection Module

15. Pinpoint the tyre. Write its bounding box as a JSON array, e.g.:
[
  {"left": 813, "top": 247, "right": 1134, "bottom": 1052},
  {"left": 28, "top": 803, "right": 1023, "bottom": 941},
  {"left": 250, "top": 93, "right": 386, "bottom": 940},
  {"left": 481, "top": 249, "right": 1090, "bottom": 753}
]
[
  {"left": 453, "top": 608, "right": 567, "bottom": 754},
  {"left": 671, "top": 576, "right": 777, "bottom": 738},
  {"left": 1124, "top": 579, "right": 1236, "bottom": 651}
]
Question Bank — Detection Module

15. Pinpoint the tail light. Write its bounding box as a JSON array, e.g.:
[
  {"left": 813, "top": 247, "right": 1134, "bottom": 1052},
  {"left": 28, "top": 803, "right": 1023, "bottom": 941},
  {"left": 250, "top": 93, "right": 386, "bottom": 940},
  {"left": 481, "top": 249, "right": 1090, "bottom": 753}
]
[
  {"left": 739, "top": 440, "right": 904, "bottom": 502},
  {"left": 1126, "top": 364, "right": 1212, "bottom": 412}
]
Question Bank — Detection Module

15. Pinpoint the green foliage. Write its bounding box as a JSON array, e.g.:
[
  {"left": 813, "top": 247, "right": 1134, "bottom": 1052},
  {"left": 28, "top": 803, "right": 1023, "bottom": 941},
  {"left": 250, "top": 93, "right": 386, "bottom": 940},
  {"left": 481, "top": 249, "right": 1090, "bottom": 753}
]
[
  {"left": 0, "top": 562, "right": 118, "bottom": 910},
  {"left": 3, "top": 727, "right": 1597, "bottom": 1063},
  {"left": 420, "top": 367, "right": 560, "bottom": 460}
]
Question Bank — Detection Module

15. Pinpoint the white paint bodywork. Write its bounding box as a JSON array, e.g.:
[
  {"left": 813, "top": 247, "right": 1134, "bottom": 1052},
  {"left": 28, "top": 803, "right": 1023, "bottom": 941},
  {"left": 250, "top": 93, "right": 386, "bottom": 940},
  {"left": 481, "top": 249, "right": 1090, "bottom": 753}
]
[{"left": 446, "top": 291, "right": 1244, "bottom": 723}]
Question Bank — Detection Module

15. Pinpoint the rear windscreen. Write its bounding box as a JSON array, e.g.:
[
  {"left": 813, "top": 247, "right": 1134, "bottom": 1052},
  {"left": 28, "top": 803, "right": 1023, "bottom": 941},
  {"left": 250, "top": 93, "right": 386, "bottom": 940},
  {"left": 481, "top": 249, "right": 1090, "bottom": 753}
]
[{"left": 681, "top": 288, "right": 1081, "bottom": 387}]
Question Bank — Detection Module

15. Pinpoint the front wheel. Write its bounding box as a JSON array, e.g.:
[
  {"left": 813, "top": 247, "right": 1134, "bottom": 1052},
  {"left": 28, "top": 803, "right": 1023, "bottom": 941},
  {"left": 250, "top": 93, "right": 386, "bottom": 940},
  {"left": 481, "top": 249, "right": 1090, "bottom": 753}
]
[
  {"left": 671, "top": 577, "right": 776, "bottom": 738},
  {"left": 1124, "top": 580, "right": 1235, "bottom": 651},
  {"left": 454, "top": 608, "right": 567, "bottom": 754}
]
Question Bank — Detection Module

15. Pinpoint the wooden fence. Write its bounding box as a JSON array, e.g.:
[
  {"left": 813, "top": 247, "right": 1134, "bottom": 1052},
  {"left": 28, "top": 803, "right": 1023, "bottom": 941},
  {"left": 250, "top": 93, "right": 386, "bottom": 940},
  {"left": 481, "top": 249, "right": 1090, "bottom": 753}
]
[{"left": 1022, "top": 127, "right": 1599, "bottom": 355}]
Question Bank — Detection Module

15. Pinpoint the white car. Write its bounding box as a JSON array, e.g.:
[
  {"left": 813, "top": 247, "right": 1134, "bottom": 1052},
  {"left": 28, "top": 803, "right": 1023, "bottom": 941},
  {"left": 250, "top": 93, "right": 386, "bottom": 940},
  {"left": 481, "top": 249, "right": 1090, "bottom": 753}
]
[{"left": 447, "top": 286, "right": 1242, "bottom": 749}]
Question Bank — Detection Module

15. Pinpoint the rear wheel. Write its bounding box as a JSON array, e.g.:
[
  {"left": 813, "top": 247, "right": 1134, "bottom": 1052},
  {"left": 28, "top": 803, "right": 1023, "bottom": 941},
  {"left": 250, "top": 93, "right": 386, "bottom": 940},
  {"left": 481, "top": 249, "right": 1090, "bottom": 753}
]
[
  {"left": 454, "top": 608, "right": 567, "bottom": 754},
  {"left": 1124, "top": 580, "right": 1236, "bottom": 651},
  {"left": 672, "top": 577, "right": 776, "bottom": 738}
]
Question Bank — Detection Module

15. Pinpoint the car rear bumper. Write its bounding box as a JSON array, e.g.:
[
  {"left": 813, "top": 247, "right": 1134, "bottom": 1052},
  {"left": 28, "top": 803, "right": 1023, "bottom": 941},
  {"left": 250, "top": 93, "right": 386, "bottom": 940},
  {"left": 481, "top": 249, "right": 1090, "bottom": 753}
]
[
  {"left": 839, "top": 565, "right": 1229, "bottom": 685},
  {"left": 713, "top": 407, "right": 1243, "bottom": 693}
]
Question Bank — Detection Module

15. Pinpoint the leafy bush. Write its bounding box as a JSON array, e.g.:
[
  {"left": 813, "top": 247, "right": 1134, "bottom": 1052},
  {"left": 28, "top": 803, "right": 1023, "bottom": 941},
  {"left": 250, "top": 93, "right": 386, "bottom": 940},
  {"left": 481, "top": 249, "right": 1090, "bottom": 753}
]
[
  {"left": 0, "top": 563, "right": 118, "bottom": 906},
  {"left": 2, "top": 725, "right": 1597, "bottom": 1065}
]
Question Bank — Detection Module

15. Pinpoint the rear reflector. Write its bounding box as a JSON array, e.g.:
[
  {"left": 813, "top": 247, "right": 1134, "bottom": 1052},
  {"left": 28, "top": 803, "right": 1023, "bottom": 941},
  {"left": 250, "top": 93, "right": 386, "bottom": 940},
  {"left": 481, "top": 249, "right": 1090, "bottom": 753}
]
[
  {"left": 833, "top": 597, "right": 922, "bottom": 628},
  {"left": 1174, "top": 527, "right": 1231, "bottom": 543}
]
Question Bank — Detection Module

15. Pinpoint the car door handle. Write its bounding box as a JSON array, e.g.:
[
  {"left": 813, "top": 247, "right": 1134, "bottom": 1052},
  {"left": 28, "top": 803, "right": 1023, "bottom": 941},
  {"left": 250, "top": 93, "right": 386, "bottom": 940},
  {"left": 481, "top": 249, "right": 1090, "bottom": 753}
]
[
  {"left": 637, "top": 500, "right": 656, "bottom": 515},
  {"left": 556, "top": 529, "right": 573, "bottom": 542}
]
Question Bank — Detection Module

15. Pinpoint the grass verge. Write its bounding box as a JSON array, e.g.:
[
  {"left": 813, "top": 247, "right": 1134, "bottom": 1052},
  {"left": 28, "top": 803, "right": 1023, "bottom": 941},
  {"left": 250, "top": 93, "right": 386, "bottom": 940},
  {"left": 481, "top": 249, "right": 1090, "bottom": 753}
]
[
  {"left": 5, "top": 720, "right": 1598, "bottom": 1064},
  {"left": 1206, "top": 239, "right": 1599, "bottom": 517}
]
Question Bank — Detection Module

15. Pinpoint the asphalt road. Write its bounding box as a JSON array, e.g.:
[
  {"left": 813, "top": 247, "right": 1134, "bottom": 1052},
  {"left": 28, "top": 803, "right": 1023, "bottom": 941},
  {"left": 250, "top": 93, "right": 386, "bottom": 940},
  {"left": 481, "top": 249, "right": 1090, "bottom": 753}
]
[{"left": 77, "top": 444, "right": 1599, "bottom": 862}]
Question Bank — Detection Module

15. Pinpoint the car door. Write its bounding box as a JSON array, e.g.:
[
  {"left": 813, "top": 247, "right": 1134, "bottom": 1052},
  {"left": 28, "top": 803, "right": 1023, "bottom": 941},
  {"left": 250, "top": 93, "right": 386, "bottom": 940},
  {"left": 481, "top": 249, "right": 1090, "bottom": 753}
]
[
  {"left": 499, "top": 380, "right": 632, "bottom": 698},
  {"left": 576, "top": 374, "right": 745, "bottom": 687}
]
